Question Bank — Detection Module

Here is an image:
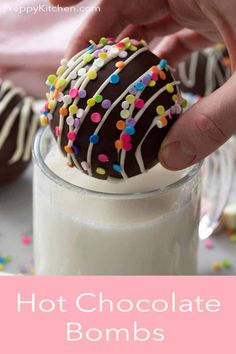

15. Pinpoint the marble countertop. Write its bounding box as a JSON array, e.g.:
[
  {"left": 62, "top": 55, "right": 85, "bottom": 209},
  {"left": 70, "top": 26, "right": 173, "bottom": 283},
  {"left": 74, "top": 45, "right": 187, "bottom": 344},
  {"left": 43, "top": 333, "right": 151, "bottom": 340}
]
[{"left": 0, "top": 164, "right": 235, "bottom": 276}]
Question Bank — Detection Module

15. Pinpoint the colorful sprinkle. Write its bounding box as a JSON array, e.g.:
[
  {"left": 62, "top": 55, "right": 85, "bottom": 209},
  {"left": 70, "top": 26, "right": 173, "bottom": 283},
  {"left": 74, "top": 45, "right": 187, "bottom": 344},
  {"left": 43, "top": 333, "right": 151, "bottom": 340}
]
[
  {"left": 40, "top": 116, "right": 48, "bottom": 126},
  {"left": 115, "top": 140, "right": 124, "bottom": 150},
  {"left": 98, "top": 52, "right": 107, "bottom": 59},
  {"left": 79, "top": 89, "right": 87, "bottom": 98},
  {"left": 87, "top": 70, "right": 97, "bottom": 80},
  {"left": 142, "top": 75, "right": 151, "bottom": 85},
  {"left": 121, "top": 133, "right": 131, "bottom": 143},
  {"left": 125, "top": 126, "right": 135, "bottom": 135},
  {"left": 69, "top": 88, "right": 79, "bottom": 99},
  {"left": 101, "top": 99, "right": 111, "bottom": 109},
  {"left": 134, "top": 98, "right": 145, "bottom": 109},
  {"left": 94, "top": 94, "right": 103, "bottom": 103},
  {"left": 120, "top": 109, "right": 130, "bottom": 119},
  {"left": 99, "top": 37, "right": 108, "bottom": 45},
  {"left": 230, "top": 235, "right": 236, "bottom": 242},
  {"left": 116, "top": 120, "right": 126, "bottom": 130},
  {"left": 96, "top": 167, "right": 106, "bottom": 175},
  {"left": 76, "top": 109, "right": 84, "bottom": 119},
  {"left": 123, "top": 142, "right": 133, "bottom": 151},
  {"left": 135, "top": 81, "right": 145, "bottom": 91},
  {"left": 126, "top": 94, "right": 135, "bottom": 104},
  {"left": 55, "top": 126, "right": 60, "bottom": 137},
  {"left": 66, "top": 116, "right": 74, "bottom": 126},
  {"left": 149, "top": 80, "right": 156, "bottom": 87},
  {"left": 115, "top": 61, "right": 125, "bottom": 68},
  {"left": 156, "top": 105, "right": 165, "bottom": 115},
  {"left": 113, "top": 164, "right": 122, "bottom": 173},
  {"left": 222, "top": 259, "right": 231, "bottom": 269},
  {"left": 69, "top": 105, "right": 78, "bottom": 115},
  {"left": 126, "top": 118, "right": 135, "bottom": 126},
  {"left": 91, "top": 112, "right": 102, "bottom": 123},
  {"left": 212, "top": 262, "right": 221, "bottom": 271},
  {"left": 159, "top": 70, "right": 167, "bottom": 80},
  {"left": 129, "top": 86, "right": 137, "bottom": 95},
  {"left": 157, "top": 116, "right": 168, "bottom": 128},
  {"left": 21, "top": 235, "right": 32, "bottom": 245},
  {"left": 159, "top": 59, "right": 168, "bottom": 69},
  {"left": 166, "top": 83, "right": 174, "bottom": 93},
  {"left": 67, "top": 131, "right": 76, "bottom": 141},
  {"left": 89, "top": 134, "right": 100, "bottom": 144},
  {"left": 87, "top": 98, "right": 96, "bottom": 107},
  {"left": 83, "top": 53, "right": 94, "bottom": 63},
  {"left": 98, "top": 154, "right": 109, "bottom": 163},
  {"left": 56, "top": 66, "right": 65, "bottom": 76},
  {"left": 62, "top": 95, "right": 72, "bottom": 105},
  {"left": 72, "top": 145, "right": 79, "bottom": 155},
  {"left": 64, "top": 145, "right": 73, "bottom": 154},
  {"left": 152, "top": 72, "right": 159, "bottom": 81},
  {"left": 121, "top": 101, "right": 129, "bottom": 109},
  {"left": 81, "top": 161, "right": 89, "bottom": 171},
  {"left": 110, "top": 73, "right": 120, "bottom": 84},
  {"left": 47, "top": 74, "right": 57, "bottom": 85},
  {"left": 204, "top": 239, "right": 214, "bottom": 249},
  {"left": 119, "top": 51, "right": 128, "bottom": 58},
  {"left": 57, "top": 78, "right": 67, "bottom": 87}
]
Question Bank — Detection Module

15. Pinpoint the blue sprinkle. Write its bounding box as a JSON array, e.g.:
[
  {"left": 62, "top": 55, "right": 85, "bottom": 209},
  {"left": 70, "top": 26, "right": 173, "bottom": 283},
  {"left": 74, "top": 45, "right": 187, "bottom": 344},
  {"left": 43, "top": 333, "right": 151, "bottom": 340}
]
[
  {"left": 113, "top": 164, "right": 122, "bottom": 173},
  {"left": 88, "top": 44, "right": 94, "bottom": 50},
  {"left": 0, "top": 257, "right": 6, "bottom": 265},
  {"left": 125, "top": 126, "right": 136, "bottom": 135},
  {"left": 72, "top": 145, "right": 79, "bottom": 155},
  {"left": 135, "top": 81, "right": 145, "bottom": 91},
  {"left": 89, "top": 134, "right": 100, "bottom": 144},
  {"left": 159, "top": 59, "right": 168, "bottom": 69},
  {"left": 110, "top": 73, "right": 120, "bottom": 84},
  {"left": 50, "top": 84, "right": 55, "bottom": 91}
]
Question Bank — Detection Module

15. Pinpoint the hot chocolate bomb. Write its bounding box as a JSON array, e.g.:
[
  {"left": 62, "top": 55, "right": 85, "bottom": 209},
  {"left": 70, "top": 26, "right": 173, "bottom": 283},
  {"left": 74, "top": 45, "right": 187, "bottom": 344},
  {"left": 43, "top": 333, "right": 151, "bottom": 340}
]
[
  {"left": 0, "top": 80, "right": 39, "bottom": 185},
  {"left": 42, "top": 37, "right": 186, "bottom": 180}
]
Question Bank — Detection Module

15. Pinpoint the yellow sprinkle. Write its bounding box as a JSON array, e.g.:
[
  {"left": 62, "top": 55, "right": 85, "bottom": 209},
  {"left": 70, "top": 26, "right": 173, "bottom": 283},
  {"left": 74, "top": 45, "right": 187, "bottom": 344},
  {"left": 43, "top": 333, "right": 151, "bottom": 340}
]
[
  {"left": 0, "top": 264, "right": 4, "bottom": 271},
  {"left": 96, "top": 167, "right": 106, "bottom": 175},
  {"left": 166, "top": 83, "right": 174, "bottom": 93},
  {"left": 149, "top": 80, "right": 156, "bottom": 87},
  {"left": 156, "top": 105, "right": 165, "bottom": 116},
  {"left": 212, "top": 262, "right": 221, "bottom": 271},
  {"left": 69, "top": 105, "right": 78, "bottom": 115},
  {"left": 172, "top": 94, "right": 178, "bottom": 103},
  {"left": 120, "top": 109, "right": 130, "bottom": 119},
  {"left": 87, "top": 70, "right": 97, "bottom": 80},
  {"left": 56, "top": 66, "right": 65, "bottom": 76},
  {"left": 129, "top": 45, "right": 137, "bottom": 52},
  {"left": 40, "top": 116, "right": 48, "bottom": 126},
  {"left": 98, "top": 52, "right": 107, "bottom": 59},
  {"left": 48, "top": 100, "right": 55, "bottom": 110},
  {"left": 125, "top": 94, "right": 135, "bottom": 104},
  {"left": 87, "top": 98, "right": 96, "bottom": 107}
]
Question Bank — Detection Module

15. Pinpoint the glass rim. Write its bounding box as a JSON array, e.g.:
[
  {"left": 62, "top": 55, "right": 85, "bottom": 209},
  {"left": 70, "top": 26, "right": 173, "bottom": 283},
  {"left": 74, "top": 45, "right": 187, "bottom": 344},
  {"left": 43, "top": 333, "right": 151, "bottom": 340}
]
[{"left": 33, "top": 127, "right": 202, "bottom": 200}]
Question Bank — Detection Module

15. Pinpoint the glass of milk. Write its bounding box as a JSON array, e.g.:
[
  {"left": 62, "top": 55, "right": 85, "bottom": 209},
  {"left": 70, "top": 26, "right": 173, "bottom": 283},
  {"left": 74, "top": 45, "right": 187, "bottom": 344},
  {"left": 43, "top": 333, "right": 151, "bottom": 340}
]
[{"left": 33, "top": 127, "right": 233, "bottom": 275}]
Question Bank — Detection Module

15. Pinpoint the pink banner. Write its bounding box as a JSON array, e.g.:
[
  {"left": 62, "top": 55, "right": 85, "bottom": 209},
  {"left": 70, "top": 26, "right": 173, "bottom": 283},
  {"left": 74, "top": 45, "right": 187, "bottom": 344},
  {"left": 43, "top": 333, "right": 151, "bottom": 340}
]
[{"left": 0, "top": 276, "right": 234, "bottom": 353}]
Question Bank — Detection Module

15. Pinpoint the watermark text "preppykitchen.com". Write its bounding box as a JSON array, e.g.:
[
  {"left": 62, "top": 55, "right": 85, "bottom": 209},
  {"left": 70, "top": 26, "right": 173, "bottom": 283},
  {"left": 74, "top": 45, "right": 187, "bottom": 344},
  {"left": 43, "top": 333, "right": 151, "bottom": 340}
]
[{"left": 0, "top": 4, "right": 101, "bottom": 15}]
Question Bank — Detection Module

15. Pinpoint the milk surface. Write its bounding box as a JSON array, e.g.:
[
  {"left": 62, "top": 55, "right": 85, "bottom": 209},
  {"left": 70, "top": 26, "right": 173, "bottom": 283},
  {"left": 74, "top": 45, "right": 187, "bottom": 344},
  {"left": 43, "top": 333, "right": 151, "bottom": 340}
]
[{"left": 33, "top": 143, "right": 200, "bottom": 275}]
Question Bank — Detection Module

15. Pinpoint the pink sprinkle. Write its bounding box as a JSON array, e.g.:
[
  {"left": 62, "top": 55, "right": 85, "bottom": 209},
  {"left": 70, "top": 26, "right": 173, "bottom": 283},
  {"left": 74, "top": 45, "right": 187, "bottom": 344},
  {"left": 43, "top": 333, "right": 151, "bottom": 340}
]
[
  {"left": 44, "top": 102, "right": 49, "bottom": 110},
  {"left": 91, "top": 112, "right": 102, "bottom": 123},
  {"left": 21, "top": 235, "right": 32, "bottom": 245},
  {"left": 55, "top": 126, "right": 60, "bottom": 137},
  {"left": 69, "top": 88, "right": 79, "bottom": 99},
  {"left": 67, "top": 131, "right": 76, "bottom": 141},
  {"left": 152, "top": 72, "right": 159, "bottom": 81},
  {"left": 98, "top": 154, "right": 109, "bottom": 163},
  {"left": 123, "top": 142, "right": 133, "bottom": 151},
  {"left": 204, "top": 239, "right": 214, "bottom": 249},
  {"left": 134, "top": 98, "right": 145, "bottom": 109},
  {"left": 121, "top": 133, "right": 131, "bottom": 143},
  {"left": 168, "top": 111, "right": 172, "bottom": 119}
]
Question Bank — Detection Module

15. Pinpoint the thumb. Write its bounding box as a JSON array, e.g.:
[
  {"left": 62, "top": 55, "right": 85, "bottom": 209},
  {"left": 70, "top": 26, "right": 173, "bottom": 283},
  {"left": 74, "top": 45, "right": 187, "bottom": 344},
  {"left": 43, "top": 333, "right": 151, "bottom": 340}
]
[{"left": 159, "top": 72, "right": 236, "bottom": 170}]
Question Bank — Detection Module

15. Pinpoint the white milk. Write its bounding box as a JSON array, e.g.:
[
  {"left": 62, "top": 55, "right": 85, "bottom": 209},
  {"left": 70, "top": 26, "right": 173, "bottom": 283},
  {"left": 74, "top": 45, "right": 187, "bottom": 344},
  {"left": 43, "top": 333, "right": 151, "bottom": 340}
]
[{"left": 33, "top": 144, "right": 200, "bottom": 275}]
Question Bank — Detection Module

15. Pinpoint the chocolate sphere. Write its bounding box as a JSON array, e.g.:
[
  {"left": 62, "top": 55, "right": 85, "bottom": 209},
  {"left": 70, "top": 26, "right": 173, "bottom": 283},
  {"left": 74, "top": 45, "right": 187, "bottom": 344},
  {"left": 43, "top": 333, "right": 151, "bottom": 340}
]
[
  {"left": 43, "top": 37, "right": 185, "bottom": 180},
  {"left": 0, "top": 80, "right": 39, "bottom": 185},
  {"left": 177, "top": 45, "right": 231, "bottom": 97}
]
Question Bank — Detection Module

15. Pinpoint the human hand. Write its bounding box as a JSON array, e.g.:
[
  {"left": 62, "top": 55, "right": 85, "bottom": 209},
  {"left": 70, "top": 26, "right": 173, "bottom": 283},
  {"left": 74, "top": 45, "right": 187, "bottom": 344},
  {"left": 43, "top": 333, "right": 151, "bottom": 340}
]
[{"left": 50, "top": 0, "right": 236, "bottom": 170}]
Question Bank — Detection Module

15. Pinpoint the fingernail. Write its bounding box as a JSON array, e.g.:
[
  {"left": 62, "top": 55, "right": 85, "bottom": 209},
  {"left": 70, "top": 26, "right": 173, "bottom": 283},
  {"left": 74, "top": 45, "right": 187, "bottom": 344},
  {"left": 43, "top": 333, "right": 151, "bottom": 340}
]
[{"left": 160, "top": 142, "right": 196, "bottom": 170}]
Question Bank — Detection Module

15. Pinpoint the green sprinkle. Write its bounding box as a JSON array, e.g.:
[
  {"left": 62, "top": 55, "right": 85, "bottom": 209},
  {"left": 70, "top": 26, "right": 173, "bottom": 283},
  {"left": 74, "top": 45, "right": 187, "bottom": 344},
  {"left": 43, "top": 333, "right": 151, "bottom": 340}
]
[
  {"left": 83, "top": 53, "right": 93, "bottom": 63},
  {"left": 222, "top": 259, "right": 231, "bottom": 269},
  {"left": 94, "top": 94, "right": 103, "bottom": 103},
  {"left": 57, "top": 78, "right": 66, "bottom": 87},
  {"left": 99, "top": 37, "right": 108, "bottom": 45},
  {"left": 181, "top": 99, "right": 188, "bottom": 108},
  {"left": 47, "top": 74, "right": 57, "bottom": 84}
]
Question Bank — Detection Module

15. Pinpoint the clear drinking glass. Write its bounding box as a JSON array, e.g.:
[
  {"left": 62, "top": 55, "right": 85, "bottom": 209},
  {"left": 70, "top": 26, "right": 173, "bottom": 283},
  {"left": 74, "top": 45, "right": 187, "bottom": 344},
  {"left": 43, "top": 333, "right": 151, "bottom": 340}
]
[{"left": 32, "top": 127, "right": 233, "bottom": 275}]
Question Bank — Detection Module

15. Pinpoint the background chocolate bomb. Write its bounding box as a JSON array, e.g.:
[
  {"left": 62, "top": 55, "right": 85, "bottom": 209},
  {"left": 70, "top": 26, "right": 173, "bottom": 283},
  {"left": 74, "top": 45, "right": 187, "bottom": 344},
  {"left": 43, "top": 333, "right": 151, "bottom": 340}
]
[
  {"left": 177, "top": 45, "right": 231, "bottom": 97},
  {"left": 0, "top": 80, "right": 39, "bottom": 185},
  {"left": 42, "top": 37, "right": 186, "bottom": 180}
]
